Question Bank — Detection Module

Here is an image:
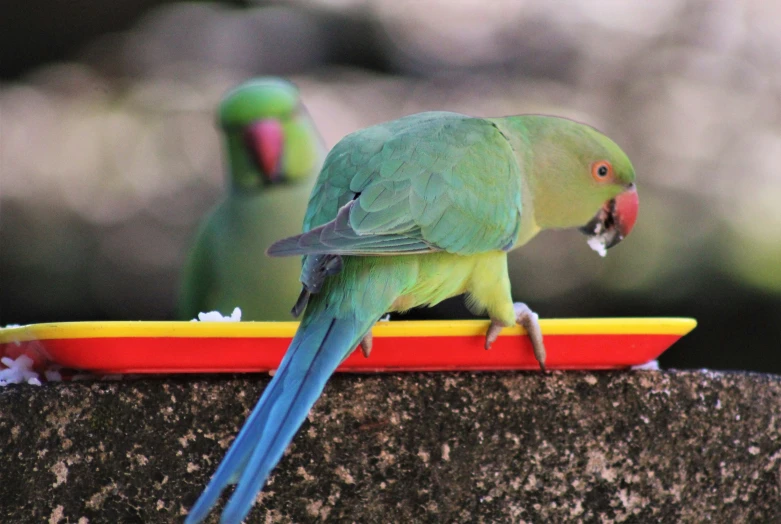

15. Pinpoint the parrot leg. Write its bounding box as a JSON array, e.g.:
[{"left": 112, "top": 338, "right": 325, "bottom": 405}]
[
  {"left": 360, "top": 332, "right": 373, "bottom": 358},
  {"left": 485, "top": 302, "right": 546, "bottom": 371}
]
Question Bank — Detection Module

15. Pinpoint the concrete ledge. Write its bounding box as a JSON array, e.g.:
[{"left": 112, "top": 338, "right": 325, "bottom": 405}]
[{"left": 1, "top": 371, "right": 780, "bottom": 523}]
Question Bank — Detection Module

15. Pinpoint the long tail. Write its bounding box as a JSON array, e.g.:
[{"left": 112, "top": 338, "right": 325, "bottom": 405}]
[{"left": 185, "top": 311, "right": 372, "bottom": 524}]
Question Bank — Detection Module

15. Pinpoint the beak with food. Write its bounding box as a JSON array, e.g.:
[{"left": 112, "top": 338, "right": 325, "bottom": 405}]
[
  {"left": 244, "top": 119, "right": 284, "bottom": 183},
  {"left": 580, "top": 184, "right": 639, "bottom": 255}
]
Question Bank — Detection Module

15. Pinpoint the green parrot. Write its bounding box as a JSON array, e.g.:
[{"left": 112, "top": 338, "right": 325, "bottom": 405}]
[
  {"left": 177, "top": 78, "right": 326, "bottom": 321},
  {"left": 186, "top": 111, "right": 639, "bottom": 523}
]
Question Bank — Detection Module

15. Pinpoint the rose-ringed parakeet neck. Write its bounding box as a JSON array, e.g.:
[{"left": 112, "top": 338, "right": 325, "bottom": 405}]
[
  {"left": 185, "top": 111, "right": 639, "bottom": 523},
  {"left": 177, "top": 78, "right": 325, "bottom": 321}
]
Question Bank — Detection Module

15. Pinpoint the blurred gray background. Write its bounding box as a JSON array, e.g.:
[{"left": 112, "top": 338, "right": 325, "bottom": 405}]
[{"left": 2, "top": 0, "right": 780, "bottom": 372}]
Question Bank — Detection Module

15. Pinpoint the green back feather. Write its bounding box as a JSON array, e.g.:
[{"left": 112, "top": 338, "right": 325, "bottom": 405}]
[{"left": 299, "top": 112, "right": 522, "bottom": 255}]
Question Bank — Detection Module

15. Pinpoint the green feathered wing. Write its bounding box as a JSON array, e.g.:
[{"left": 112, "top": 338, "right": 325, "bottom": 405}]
[{"left": 271, "top": 112, "right": 524, "bottom": 260}]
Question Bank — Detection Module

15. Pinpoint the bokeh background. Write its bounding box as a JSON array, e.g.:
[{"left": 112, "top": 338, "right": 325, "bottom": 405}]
[{"left": 2, "top": 0, "right": 780, "bottom": 372}]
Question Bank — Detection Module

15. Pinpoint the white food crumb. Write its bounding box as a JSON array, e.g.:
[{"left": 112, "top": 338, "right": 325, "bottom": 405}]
[
  {"left": 0, "top": 355, "right": 41, "bottom": 387},
  {"left": 587, "top": 236, "right": 607, "bottom": 257},
  {"left": 631, "top": 360, "right": 660, "bottom": 371},
  {"left": 192, "top": 307, "right": 242, "bottom": 322},
  {"left": 44, "top": 369, "right": 63, "bottom": 382}
]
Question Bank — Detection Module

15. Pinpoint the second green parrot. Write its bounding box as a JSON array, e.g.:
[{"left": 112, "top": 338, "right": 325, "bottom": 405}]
[
  {"left": 178, "top": 78, "right": 326, "bottom": 321},
  {"left": 186, "top": 111, "right": 639, "bottom": 523}
]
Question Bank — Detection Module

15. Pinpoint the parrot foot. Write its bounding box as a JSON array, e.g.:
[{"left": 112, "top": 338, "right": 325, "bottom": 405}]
[
  {"left": 360, "top": 332, "right": 373, "bottom": 358},
  {"left": 485, "top": 302, "right": 546, "bottom": 371}
]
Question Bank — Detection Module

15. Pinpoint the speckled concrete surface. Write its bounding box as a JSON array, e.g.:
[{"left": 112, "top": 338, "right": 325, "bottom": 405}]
[{"left": 1, "top": 370, "right": 780, "bottom": 523}]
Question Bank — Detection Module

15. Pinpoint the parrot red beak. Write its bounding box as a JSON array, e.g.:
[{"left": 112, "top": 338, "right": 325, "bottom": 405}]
[
  {"left": 244, "top": 119, "right": 284, "bottom": 182},
  {"left": 580, "top": 184, "right": 639, "bottom": 249}
]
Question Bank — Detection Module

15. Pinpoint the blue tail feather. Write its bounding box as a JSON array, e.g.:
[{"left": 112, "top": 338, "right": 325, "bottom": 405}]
[{"left": 185, "top": 313, "right": 369, "bottom": 524}]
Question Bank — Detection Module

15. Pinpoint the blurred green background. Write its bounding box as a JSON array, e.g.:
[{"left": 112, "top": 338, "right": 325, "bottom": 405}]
[{"left": 2, "top": 0, "right": 780, "bottom": 372}]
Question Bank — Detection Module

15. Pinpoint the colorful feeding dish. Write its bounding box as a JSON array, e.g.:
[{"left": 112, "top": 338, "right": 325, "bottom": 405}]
[{"left": 0, "top": 318, "right": 695, "bottom": 374}]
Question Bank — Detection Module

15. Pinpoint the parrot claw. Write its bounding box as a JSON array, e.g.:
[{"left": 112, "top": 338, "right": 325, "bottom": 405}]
[
  {"left": 514, "top": 303, "right": 546, "bottom": 371},
  {"left": 484, "top": 323, "right": 503, "bottom": 350},
  {"left": 360, "top": 332, "right": 373, "bottom": 358},
  {"left": 485, "top": 302, "right": 546, "bottom": 371}
]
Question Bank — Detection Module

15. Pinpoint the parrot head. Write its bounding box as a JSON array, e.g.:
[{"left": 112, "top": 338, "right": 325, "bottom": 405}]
[
  {"left": 507, "top": 115, "right": 638, "bottom": 253},
  {"left": 570, "top": 125, "right": 638, "bottom": 253},
  {"left": 218, "top": 78, "right": 324, "bottom": 191}
]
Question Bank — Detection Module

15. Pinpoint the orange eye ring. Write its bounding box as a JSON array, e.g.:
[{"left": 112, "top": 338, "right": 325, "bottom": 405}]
[{"left": 591, "top": 160, "right": 614, "bottom": 183}]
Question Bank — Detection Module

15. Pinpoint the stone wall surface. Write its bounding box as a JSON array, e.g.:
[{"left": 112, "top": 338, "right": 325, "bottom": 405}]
[{"left": 1, "top": 370, "right": 780, "bottom": 523}]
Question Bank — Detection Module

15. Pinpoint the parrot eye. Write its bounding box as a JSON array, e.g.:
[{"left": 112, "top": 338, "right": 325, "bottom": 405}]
[{"left": 591, "top": 160, "right": 614, "bottom": 182}]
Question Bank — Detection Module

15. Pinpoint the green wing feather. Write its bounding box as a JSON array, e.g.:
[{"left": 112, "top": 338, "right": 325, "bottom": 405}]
[
  {"left": 177, "top": 220, "right": 217, "bottom": 320},
  {"left": 271, "top": 112, "right": 523, "bottom": 257}
]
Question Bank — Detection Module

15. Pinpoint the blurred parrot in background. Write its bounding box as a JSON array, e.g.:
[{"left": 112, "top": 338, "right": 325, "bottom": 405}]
[
  {"left": 177, "top": 78, "right": 326, "bottom": 321},
  {"left": 186, "top": 111, "right": 639, "bottom": 523}
]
